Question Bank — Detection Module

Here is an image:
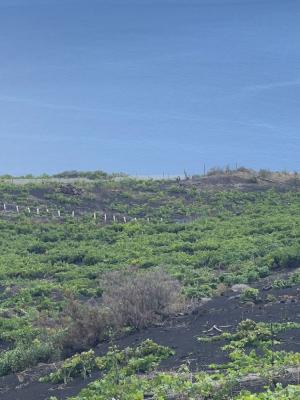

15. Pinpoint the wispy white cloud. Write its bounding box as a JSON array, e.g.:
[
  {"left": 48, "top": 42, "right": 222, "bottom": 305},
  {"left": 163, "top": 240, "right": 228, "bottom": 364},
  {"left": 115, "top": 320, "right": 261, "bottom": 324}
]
[
  {"left": 0, "top": 94, "right": 278, "bottom": 134},
  {"left": 0, "top": 95, "right": 93, "bottom": 112},
  {"left": 0, "top": 0, "right": 57, "bottom": 7},
  {"left": 245, "top": 78, "right": 300, "bottom": 93}
]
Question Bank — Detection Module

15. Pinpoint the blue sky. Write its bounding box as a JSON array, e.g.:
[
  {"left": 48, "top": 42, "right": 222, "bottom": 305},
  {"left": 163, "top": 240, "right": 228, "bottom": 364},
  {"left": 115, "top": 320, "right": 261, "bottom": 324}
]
[{"left": 0, "top": 0, "right": 299, "bottom": 175}]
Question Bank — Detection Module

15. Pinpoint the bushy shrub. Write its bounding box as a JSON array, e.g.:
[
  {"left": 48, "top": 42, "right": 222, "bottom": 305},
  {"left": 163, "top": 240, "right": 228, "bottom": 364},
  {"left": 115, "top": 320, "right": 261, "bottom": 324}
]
[
  {"left": 102, "top": 268, "right": 185, "bottom": 330},
  {"left": 272, "top": 246, "right": 300, "bottom": 269},
  {"left": 0, "top": 339, "right": 56, "bottom": 376},
  {"left": 258, "top": 169, "right": 272, "bottom": 179},
  {"left": 58, "top": 269, "right": 185, "bottom": 352},
  {"left": 41, "top": 339, "right": 173, "bottom": 384},
  {"left": 273, "top": 279, "right": 289, "bottom": 289},
  {"left": 60, "top": 298, "right": 111, "bottom": 353},
  {"left": 240, "top": 288, "right": 259, "bottom": 303},
  {"left": 41, "top": 349, "right": 96, "bottom": 384}
]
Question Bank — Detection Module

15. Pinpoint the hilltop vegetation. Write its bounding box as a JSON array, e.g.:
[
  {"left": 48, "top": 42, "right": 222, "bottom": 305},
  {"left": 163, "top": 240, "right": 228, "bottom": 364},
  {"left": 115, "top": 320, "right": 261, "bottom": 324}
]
[
  {"left": 0, "top": 167, "right": 299, "bottom": 219},
  {"left": 0, "top": 168, "right": 299, "bottom": 399}
]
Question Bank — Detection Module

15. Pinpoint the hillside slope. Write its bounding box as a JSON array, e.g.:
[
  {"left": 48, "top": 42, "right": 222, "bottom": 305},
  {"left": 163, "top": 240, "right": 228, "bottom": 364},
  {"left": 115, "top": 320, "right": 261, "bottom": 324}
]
[{"left": 0, "top": 169, "right": 299, "bottom": 400}]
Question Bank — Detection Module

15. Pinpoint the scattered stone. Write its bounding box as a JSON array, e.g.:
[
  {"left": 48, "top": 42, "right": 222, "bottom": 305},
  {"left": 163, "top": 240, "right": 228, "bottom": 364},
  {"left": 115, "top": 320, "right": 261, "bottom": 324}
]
[
  {"left": 262, "top": 286, "right": 272, "bottom": 291},
  {"left": 57, "top": 184, "right": 84, "bottom": 196},
  {"left": 228, "top": 295, "right": 241, "bottom": 300},
  {"left": 200, "top": 297, "right": 212, "bottom": 305},
  {"left": 231, "top": 284, "right": 251, "bottom": 293}
]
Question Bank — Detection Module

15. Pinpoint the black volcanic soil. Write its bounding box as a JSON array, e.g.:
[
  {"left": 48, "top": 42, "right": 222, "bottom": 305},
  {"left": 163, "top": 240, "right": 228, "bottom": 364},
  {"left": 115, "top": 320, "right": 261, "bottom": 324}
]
[{"left": 1, "top": 284, "right": 300, "bottom": 400}]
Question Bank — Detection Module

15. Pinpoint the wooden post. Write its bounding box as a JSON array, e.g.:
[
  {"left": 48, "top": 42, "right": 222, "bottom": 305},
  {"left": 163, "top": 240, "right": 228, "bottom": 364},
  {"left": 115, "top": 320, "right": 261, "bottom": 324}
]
[
  {"left": 58, "top": 210, "right": 61, "bottom": 217},
  {"left": 16, "top": 205, "right": 19, "bottom": 213},
  {"left": 72, "top": 210, "right": 75, "bottom": 218},
  {"left": 93, "top": 212, "right": 96, "bottom": 220},
  {"left": 104, "top": 213, "right": 107, "bottom": 223},
  {"left": 113, "top": 215, "right": 116, "bottom": 222},
  {"left": 3, "top": 203, "right": 6, "bottom": 211},
  {"left": 123, "top": 216, "right": 127, "bottom": 223}
]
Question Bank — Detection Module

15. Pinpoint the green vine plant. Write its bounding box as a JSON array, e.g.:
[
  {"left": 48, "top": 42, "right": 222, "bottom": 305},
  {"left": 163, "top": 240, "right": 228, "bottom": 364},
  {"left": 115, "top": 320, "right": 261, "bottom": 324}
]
[
  {"left": 198, "top": 319, "right": 300, "bottom": 378},
  {"left": 40, "top": 339, "right": 174, "bottom": 385}
]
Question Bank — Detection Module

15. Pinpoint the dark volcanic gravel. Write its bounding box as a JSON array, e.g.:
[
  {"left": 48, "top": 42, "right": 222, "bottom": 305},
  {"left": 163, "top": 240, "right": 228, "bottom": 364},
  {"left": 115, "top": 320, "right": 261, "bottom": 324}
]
[{"left": 1, "top": 285, "right": 300, "bottom": 400}]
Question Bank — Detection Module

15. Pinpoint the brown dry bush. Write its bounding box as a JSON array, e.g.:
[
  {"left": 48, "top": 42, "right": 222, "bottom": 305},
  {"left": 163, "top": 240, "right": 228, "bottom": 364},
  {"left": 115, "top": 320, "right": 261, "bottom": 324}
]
[
  {"left": 102, "top": 268, "right": 186, "bottom": 330},
  {"left": 59, "top": 297, "right": 111, "bottom": 353},
  {"left": 54, "top": 269, "right": 185, "bottom": 353}
]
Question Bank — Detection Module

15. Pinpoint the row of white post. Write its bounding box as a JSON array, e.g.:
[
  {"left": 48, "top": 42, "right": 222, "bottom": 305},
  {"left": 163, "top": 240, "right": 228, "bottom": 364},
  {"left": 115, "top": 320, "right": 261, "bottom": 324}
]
[{"left": 2, "top": 203, "right": 162, "bottom": 223}]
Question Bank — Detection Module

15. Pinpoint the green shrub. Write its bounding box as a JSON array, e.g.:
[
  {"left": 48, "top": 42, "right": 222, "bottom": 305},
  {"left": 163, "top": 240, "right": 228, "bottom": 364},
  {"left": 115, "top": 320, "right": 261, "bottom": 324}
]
[
  {"left": 240, "top": 288, "right": 259, "bottom": 303},
  {"left": 272, "top": 246, "right": 300, "bottom": 269},
  {"left": 41, "top": 339, "right": 173, "bottom": 384},
  {"left": 41, "top": 350, "right": 96, "bottom": 384},
  {"left": 0, "top": 339, "right": 56, "bottom": 376}
]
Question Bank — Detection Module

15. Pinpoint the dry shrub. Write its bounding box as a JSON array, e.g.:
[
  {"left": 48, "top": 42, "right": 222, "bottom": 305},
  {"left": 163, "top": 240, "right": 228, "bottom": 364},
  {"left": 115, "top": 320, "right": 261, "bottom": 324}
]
[
  {"left": 102, "top": 268, "right": 185, "bottom": 330},
  {"left": 216, "top": 283, "right": 227, "bottom": 296},
  {"left": 55, "top": 269, "right": 186, "bottom": 353},
  {"left": 60, "top": 297, "right": 111, "bottom": 353}
]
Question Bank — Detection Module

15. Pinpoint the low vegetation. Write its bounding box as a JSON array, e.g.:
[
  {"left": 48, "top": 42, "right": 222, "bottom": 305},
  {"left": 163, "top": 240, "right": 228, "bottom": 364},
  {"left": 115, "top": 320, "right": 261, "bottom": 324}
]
[
  {"left": 50, "top": 320, "right": 300, "bottom": 399},
  {"left": 0, "top": 170, "right": 299, "bottom": 399}
]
